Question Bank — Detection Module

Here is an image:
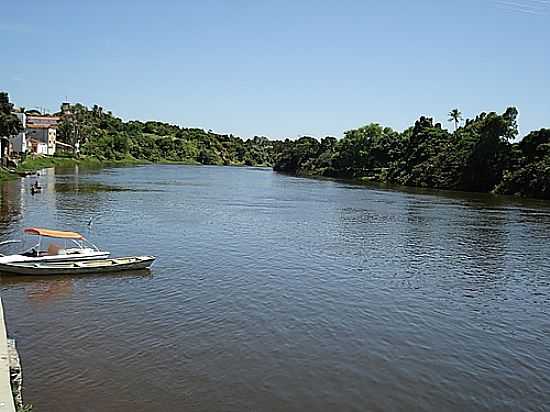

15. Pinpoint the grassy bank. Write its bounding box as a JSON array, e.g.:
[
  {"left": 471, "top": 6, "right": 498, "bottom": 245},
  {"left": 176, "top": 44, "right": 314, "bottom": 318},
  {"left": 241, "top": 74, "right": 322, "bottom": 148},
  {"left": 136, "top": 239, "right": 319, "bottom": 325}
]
[
  {"left": 0, "top": 155, "right": 150, "bottom": 182},
  {"left": 1, "top": 154, "right": 269, "bottom": 183},
  {"left": 0, "top": 168, "right": 17, "bottom": 181},
  {"left": 16, "top": 156, "right": 84, "bottom": 171},
  {"left": 15, "top": 155, "right": 148, "bottom": 172}
]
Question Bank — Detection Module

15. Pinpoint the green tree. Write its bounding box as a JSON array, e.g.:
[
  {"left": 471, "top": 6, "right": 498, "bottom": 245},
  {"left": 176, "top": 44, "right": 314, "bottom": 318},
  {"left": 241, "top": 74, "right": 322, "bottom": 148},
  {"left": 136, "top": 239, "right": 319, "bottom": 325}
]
[
  {"left": 334, "top": 124, "right": 401, "bottom": 177},
  {"left": 448, "top": 108, "right": 463, "bottom": 131},
  {"left": 273, "top": 136, "right": 321, "bottom": 174},
  {"left": 0, "top": 92, "right": 23, "bottom": 137},
  {"left": 495, "top": 128, "right": 550, "bottom": 198}
]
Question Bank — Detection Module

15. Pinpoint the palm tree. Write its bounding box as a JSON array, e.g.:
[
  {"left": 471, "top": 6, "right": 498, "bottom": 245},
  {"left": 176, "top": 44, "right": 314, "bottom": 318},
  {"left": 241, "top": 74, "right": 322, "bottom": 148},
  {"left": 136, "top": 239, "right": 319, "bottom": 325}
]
[{"left": 448, "top": 109, "right": 463, "bottom": 131}]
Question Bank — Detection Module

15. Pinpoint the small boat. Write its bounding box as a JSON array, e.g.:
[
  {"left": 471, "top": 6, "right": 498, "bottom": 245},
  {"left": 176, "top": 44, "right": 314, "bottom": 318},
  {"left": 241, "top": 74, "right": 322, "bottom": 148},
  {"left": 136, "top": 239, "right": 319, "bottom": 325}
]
[
  {"left": 0, "top": 256, "right": 156, "bottom": 276},
  {"left": 0, "top": 227, "right": 109, "bottom": 265},
  {"left": 30, "top": 181, "right": 42, "bottom": 194}
]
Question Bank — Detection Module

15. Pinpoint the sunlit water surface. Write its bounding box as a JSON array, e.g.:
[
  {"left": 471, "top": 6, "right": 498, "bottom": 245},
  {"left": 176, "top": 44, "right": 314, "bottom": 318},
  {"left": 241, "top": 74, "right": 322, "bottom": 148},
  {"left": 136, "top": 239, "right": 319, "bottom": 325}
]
[{"left": 1, "top": 165, "right": 549, "bottom": 412}]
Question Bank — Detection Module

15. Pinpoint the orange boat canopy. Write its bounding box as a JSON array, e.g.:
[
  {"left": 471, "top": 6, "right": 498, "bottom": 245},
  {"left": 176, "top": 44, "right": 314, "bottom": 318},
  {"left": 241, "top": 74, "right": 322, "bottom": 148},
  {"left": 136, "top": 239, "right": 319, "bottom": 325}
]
[{"left": 24, "top": 227, "right": 85, "bottom": 240}]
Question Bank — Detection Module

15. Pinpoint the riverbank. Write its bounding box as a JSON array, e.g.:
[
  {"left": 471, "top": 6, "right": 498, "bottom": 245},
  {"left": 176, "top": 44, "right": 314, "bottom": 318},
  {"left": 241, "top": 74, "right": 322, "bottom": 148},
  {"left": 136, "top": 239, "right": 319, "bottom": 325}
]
[
  {"left": 275, "top": 165, "right": 550, "bottom": 201},
  {"left": 0, "top": 169, "right": 15, "bottom": 182},
  {"left": 17, "top": 155, "right": 148, "bottom": 171},
  {"left": 0, "top": 155, "right": 150, "bottom": 182},
  {"left": 1, "top": 155, "right": 272, "bottom": 183}
]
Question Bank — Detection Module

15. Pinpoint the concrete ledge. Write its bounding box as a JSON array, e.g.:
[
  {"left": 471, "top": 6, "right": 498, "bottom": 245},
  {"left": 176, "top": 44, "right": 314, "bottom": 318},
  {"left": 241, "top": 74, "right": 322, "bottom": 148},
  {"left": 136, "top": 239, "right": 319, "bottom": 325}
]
[
  {"left": 8, "top": 340, "right": 21, "bottom": 409},
  {"left": 0, "top": 298, "right": 16, "bottom": 412}
]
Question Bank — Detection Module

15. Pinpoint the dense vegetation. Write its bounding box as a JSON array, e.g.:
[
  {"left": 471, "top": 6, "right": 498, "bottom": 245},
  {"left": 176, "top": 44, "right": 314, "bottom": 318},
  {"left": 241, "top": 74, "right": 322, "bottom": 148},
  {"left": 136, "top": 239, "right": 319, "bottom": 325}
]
[
  {"left": 0, "top": 92, "right": 22, "bottom": 139},
  {"left": 0, "top": 93, "right": 23, "bottom": 179},
  {"left": 2, "top": 90, "right": 549, "bottom": 199},
  {"left": 274, "top": 108, "right": 550, "bottom": 199},
  {"left": 56, "top": 104, "right": 275, "bottom": 166}
]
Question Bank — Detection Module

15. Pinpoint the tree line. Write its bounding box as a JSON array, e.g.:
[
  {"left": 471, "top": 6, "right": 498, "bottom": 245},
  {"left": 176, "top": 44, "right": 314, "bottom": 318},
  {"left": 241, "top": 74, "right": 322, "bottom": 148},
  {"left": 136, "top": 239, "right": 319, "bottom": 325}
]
[
  {"left": 56, "top": 103, "right": 277, "bottom": 167},
  {"left": 2, "top": 91, "right": 549, "bottom": 199},
  {"left": 273, "top": 108, "right": 550, "bottom": 199},
  {"left": 0, "top": 92, "right": 23, "bottom": 138}
]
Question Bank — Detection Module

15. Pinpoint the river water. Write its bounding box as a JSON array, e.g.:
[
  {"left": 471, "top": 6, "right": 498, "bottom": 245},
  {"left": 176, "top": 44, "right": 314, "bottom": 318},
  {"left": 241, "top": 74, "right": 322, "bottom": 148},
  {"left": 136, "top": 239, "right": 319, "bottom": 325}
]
[{"left": 1, "top": 164, "right": 549, "bottom": 412}]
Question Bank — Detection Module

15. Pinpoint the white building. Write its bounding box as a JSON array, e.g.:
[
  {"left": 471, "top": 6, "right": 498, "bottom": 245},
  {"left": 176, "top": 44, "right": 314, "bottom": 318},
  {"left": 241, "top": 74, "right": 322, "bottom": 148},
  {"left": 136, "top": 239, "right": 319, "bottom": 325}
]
[
  {"left": 25, "top": 116, "right": 59, "bottom": 155},
  {"left": 29, "top": 139, "right": 48, "bottom": 155},
  {"left": 9, "top": 112, "right": 27, "bottom": 154}
]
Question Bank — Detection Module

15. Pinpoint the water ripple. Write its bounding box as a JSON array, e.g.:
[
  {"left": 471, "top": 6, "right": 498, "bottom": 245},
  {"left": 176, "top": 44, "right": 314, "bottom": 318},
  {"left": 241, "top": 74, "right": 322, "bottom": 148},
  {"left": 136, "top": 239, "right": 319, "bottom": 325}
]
[{"left": 0, "top": 165, "right": 549, "bottom": 412}]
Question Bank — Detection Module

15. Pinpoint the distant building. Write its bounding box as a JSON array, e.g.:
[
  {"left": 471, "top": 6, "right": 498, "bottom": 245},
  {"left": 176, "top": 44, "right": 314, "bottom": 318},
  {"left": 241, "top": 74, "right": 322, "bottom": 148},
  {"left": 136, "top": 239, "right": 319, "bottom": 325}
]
[
  {"left": 9, "top": 112, "right": 27, "bottom": 154},
  {"left": 1, "top": 111, "right": 25, "bottom": 165},
  {"left": 28, "top": 139, "right": 48, "bottom": 155},
  {"left": 25, "top": 115, "right": 59, "bottom": 155}
]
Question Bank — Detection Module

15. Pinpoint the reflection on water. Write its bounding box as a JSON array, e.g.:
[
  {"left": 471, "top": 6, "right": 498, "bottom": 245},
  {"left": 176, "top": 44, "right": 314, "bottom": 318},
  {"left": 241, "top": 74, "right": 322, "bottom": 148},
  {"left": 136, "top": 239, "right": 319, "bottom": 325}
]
[
  {"left": 20, "top": 279, "right": 73, "bottom": 305},
  {"left": 0, "top": 270, "right": 151, "bottom": 305},
  {"left": 0, "top": 178, "right": 23, "bottom": 232},
  {"left": 1, "top": 164, "right": 550, "bottom": 412},
  {"left": 54, "top": 182, "right": 131, "bottom": 193}
]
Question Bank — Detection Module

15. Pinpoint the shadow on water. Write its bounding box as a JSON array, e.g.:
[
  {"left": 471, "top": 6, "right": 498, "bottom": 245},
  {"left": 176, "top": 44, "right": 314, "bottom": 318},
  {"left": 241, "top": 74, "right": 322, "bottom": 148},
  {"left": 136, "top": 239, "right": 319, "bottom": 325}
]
[
  {"left": 53, "top": 179, "right": 164, "bottom": 194},
  {"left": 53, "top": 182, "right": 133, "bottom": 193}
]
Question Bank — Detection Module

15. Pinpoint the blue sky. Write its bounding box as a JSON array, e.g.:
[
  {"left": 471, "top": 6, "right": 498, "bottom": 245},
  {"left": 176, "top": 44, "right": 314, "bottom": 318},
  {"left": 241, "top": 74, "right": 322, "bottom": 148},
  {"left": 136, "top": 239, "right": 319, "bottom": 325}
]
[{"left": 1, "top": 0, "right": 549, "bottom": 139}]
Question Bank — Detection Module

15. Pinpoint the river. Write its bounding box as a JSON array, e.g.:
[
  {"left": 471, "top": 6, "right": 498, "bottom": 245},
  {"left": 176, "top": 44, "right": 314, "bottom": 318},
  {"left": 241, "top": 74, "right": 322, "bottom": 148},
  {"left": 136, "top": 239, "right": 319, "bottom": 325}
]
[{"left": 1, "top": 164, "right": 549, "bottom": 412}]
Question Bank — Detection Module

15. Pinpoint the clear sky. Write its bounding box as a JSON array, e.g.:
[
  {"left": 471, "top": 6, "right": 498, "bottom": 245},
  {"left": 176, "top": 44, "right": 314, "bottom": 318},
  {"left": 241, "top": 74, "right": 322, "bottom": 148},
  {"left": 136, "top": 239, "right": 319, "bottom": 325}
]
[{"left": 1, "top": 0, "right": 549, "bottom": 139}]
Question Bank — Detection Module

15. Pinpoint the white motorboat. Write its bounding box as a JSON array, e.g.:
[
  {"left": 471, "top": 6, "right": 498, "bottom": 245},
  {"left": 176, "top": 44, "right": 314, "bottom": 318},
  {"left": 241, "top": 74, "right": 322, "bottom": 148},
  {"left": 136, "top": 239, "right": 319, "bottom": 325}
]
[
  {"left": 0, "top": 227, "right": 109, "bottom": 265},
  {"left": 0, "top": 256, "right": 156, "bottom": 276}
]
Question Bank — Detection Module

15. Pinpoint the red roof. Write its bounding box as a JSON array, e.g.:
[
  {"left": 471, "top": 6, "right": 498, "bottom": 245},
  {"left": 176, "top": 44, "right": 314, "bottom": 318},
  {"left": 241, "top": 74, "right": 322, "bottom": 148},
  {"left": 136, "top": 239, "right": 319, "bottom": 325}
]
[{"left": 26, "top": 116, "right": 59, "bottom": 129}]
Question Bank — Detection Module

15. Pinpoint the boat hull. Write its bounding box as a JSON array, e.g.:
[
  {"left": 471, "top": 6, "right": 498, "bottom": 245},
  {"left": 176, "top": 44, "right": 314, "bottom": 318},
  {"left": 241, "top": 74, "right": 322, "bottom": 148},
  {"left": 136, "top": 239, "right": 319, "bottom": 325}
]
[
  {"left": 0, "top": 252, "right": 110, "bottom": 265},
  {"left": 0, "top": 256, "right": 156, "bottom": 276}
]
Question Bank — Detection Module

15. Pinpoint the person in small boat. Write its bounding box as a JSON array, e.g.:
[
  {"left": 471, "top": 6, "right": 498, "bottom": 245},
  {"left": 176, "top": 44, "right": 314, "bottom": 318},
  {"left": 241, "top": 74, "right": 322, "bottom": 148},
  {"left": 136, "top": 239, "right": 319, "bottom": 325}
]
[{"left": 30, "top": 181, "right": 42, "bottom": 194}]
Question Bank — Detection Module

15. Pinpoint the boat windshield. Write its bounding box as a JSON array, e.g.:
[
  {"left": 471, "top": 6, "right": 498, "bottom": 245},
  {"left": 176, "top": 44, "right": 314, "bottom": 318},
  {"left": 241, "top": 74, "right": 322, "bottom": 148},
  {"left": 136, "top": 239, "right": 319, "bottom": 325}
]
[
  {"left": 0, "top": 240, "right": 22, "bottom": 257},
  {"left": 19, "top": 230, "right": 100, "bottom": 257},
  {"left": 1, "top": 228, "right": 102, "bottom": 258}
]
